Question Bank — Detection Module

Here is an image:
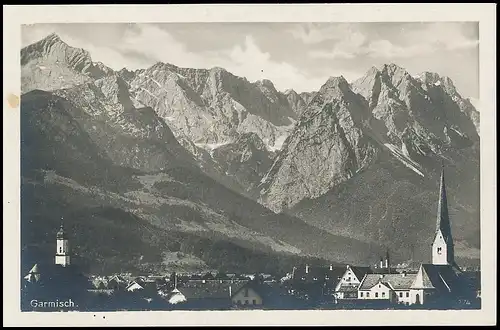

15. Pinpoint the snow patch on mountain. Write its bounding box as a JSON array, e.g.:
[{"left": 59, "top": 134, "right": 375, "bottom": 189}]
[
  {"left": 267, "top": 134, "right": 288, "bottom": 152},
  {"left": 383, "top": 143, "right": 425, "bottom": 177},
  {"left": 194, "top": 141, "right": 232, "bottom": 157},
  {"left": 139, "top": 87, "right": 158, "bottom": 99}
]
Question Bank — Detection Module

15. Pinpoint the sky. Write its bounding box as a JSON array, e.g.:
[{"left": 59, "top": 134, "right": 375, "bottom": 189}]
[{"left": 21, "top": 22, "right": 479, "bottom": 98}]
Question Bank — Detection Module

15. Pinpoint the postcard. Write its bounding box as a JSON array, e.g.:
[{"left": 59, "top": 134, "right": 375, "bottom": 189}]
[{"left": 3, "top": 4, "right": 496, "bottom": 327}]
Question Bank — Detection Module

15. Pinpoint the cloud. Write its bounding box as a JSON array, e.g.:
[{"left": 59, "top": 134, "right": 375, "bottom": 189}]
[
  {"left": 301, "top": 22, "right": 478, "bottom": 60},
  {"left": 286, "top": 23, "right": 360, "bottom": 45},
  {"left": 22, "top": 24, "right": 328, "bottom": 93},
  {"left": 22, "top": 24, "right": 153, "bottom": 70},
  {"left": 118, "top": 25, "right": 328, "bottom": 92},
  {"left": 286, "top": 23, "right": 334, "bottom": 45},
  {"left": 223, "top": 35, "right": 329, "bottom": 92},
  {"left": 21, "top": 22, "right": 477, "bottom": 95},
  {"left": 309, "top": 31, "right": 367, "bottom": 60}
]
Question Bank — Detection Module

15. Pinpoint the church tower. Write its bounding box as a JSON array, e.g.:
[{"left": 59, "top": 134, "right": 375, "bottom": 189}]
[
  {"left": 55, "top": 222, "right": 71, "bottom": 267},
  {"left": 431, "top": 168, "right": 455, "bottom": 265}
]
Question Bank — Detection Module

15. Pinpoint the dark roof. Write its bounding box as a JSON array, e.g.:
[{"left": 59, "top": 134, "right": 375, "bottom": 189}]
[
  {"left": 23, "top": 262, "right": 85, "bottom": 281},
  {"left": 411, "top": 264, "right": 461, "bottom": 292},
  {"left": 336, "top": 285, "right": 359, "bottom": 293},
  {"left": 350, "top": 266, "right": 372, "bottom": 280},
  {"left": 359, "top": 273, "right": 417, "bottom": 290},
  {"left": 232, "top": 282, "right": 292, "bottom": 305},
  {"left": 56, "top": 224, "right": 68, "bottom": 239},
  {"left": 371, "top": 267, "right": 398, "bottom": 274},
  {"left": 22, "top": 262, "right": 90, "bottom": 294},
  {"left": 179, "top": 280, "right": 248, "bottom": 300},
  {"left": 294, "top": 266, "right": 345, "bottom": 282}
]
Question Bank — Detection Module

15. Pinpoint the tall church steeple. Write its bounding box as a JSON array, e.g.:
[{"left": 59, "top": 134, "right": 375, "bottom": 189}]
[
  {"left": 431, "top": 167, "right": 455, "bottom": 265},
  {"left": 55, "top": 218, "right": 71, "bottom": 267}
]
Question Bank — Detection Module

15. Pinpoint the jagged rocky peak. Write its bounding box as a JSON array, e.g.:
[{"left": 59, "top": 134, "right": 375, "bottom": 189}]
[
  {"left": 21, "top": 33, "right": 115, "bottom": 94},
  {"left": 260, "top": 74, "right": 379, "bottom": 213},
  {"left": 417, "top": 71, "right": 458, "bottom": 95},
  {"left": 256, "top": 78, "right": 278, "bottom": 91},
  {"left": 151, "top": 61, "right": 182, "bottom": 73},
  {"left": 117, "top": 67, "right": 138, "bottom": 83},
  {"left": 21, "top": 33, "right": 92, "bottom": 70},
  {"left": 284, "top": 89, "right": 307, "bottom": 116},
  {"left": 210, "top": 66, "right": 227, "bottom": 74},
  {"left": 380, "top": 62, "right": 409, "bottom": 76},
  {"left": 317, "top": 75, "right": 353, "bottom": 99},
  {"left": 208, "top": 66, "right": 231, "bottom": 81}
]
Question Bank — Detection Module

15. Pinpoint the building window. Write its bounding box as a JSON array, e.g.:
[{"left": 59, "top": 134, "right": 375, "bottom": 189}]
[
  {"left": 399, "top": 292, "right": 403, "bottom": 297},
  {"left": 244, "top": 288, "right": 249, "bottom": 297},
  {"left": 406, "top": 292, "right": 409, "bottom": 298},
  {"left": 382, "top": 292, "right": 385, "bottom": 298},
  {"left": 360, "top": 292, "right": 363, "bottom": 297},
  {"left": 237, "top": 300, "right": 241, "bottom": 305},
  {"left": 367, "top": 292, "right": 370, "bottom": 297},
  {"left": 375, "top": 292, "right": 379, "bottom": 298},
  {"left": 59, "top": 247, "right": 62, "bottom": 253},
  {"left": 245, "top": 300, "right": 248, "bottom": 305},
  {"left": 437, "top": 247, "right": 442, "bottom": 255},
  {"left": 252, "top": 299, "right": 256, "bottom": 305}
]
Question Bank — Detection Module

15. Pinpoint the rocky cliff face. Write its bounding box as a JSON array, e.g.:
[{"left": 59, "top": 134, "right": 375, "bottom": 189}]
[
  {"left": 49, "top": 74, "right": 197, "bottom": 172},
  {"left": 299, "top": 91, "right": 318, "bottom": 105},
  {"left": 415, "top": 71, "right": 480, "bottom": 135},
  {"left": 260, "top": 76, "right": 379, "bottom": 212},
  {"left": 284, "top": 89, "right": 308, "bottom": 116},
  {"left": 20, "top": 34, "right": 480, "bottom": 269},
  {"left": 21, "top": 33, "right": 114, "bottom": 93},
  {"left": 260, "top": 64, "right": 480, "bottom": 264},
  {"left": 211, "top": 132, "right": 274, "bottom": 199},
  {"left": 119, "top": 62, "right": 302, "bottom": 194},
  {"left": 21, "top": 34, "right": 389, "bottom": 273},
  {"left": 122, "top": 62, "right": 297, "bottom": 150}
]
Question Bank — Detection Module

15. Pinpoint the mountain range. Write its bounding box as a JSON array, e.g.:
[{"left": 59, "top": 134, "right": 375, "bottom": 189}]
[{"left": 20, "top": 33, "right": 480, "bottom": 275}]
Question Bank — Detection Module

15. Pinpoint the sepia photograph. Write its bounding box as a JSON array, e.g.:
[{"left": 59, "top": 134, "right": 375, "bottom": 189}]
[{"left": 3, "top": 4, "right": 497, "bottom": 327}]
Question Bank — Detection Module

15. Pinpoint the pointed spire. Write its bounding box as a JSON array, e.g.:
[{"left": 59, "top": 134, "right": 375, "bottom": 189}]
[
  {"left": 436, "top": 166, "right": 452, "bottom": 241},
  {"left": 57, "top": 217, "right": 67, "bottom": 239}
]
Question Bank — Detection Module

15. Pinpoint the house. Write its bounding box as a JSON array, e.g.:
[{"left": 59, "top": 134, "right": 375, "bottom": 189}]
[
  {"left": 201, "top": 272, "right": 216, "bottom": 281},
  {"left": 23, "top": 264, "right": 41, "bottom": 284},
  {"left": 231, "top": 282, "right": 264, "bottom": 307},
  {"left": 358, "top": 273, "right": 417, "bottom": 305},
  {"left": 293, "top": 264, "right": 344, "bottom": 284},
  {"left": 107, "top": 275, "right": 127, "bottom": 291},
  {"left": 290, "top": 264, "right": 345, "bottom": 301},
  {"left": 409, "top": 263, "right": 462, "bottom": 305},
  {"left": 167, "top": 280, "right": 248, "bottom": 309},
  {"left": 230, "top": 281, "right": 299, "bottom": 309},
  {"left": 334, "top": 265, "right": 372, "bottom": 300},
  {"left": 240, "top": 274, "right": 256, "bottom": 280},
  {"left": 126, "top": 279, "right": 145, "bottom": 292},
  {"left": 357, "top": 275, "right": 393, "bottom": 302},
  {"left": 166, "top": 288, "right": 187, "bottom": 305}
]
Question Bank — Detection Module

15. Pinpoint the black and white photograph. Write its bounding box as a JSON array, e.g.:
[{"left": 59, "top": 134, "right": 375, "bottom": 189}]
[{"left": 3, "top": 4, "right": 496, "bottom": 327}]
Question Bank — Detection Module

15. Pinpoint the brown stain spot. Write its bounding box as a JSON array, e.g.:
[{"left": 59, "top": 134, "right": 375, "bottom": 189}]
[{"left": 6, "top": 93, "right": 19, "bottom": 109}]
